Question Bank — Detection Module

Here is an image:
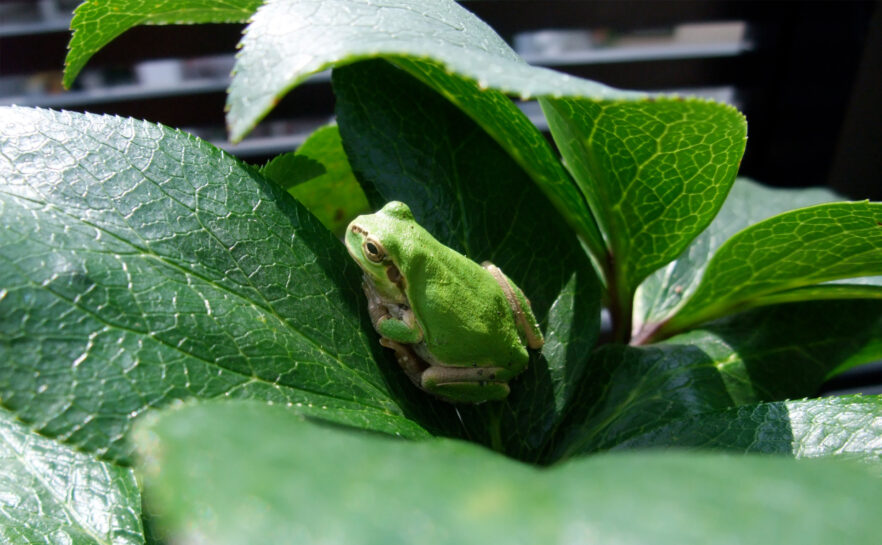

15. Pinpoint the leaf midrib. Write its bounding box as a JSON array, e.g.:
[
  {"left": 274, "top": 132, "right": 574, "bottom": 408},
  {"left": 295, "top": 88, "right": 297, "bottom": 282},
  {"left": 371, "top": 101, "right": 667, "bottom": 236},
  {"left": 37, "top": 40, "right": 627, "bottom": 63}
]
[{"left": 0, "top": 179, "right": 394, "bottom": 410}]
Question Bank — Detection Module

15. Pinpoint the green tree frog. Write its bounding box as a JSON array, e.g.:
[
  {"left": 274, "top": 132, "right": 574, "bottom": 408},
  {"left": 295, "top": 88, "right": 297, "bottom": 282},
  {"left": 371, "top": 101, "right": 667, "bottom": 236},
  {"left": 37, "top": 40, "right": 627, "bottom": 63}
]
[{"left": 345, "top": 201, "right": 543, "bottom": 403}]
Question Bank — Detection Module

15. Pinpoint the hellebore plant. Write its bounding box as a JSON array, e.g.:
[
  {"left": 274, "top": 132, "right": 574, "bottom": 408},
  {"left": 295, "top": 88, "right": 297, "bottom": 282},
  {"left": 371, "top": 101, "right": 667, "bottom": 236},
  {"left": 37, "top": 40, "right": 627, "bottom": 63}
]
[{"left": 1, "top": 1, "right": 881, "bottom": 543}]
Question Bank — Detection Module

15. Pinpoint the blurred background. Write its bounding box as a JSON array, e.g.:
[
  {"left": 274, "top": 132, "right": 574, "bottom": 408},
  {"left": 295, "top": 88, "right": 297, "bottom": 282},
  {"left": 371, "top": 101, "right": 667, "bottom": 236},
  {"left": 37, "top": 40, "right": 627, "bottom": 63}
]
[{"left": 1, "top": 0, "right": 881, "bottom": 394}]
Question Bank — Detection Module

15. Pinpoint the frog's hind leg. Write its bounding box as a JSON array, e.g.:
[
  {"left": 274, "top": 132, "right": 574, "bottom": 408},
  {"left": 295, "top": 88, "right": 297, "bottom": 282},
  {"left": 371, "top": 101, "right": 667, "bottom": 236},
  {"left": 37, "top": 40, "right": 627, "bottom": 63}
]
[
  {"left": 379, "top": 338, "right": 428, "bottom": 389},
  {"left": 482, "top": 262, "right": 544, "bottom": 349},
  {"left": 421, "top": 365, "right": 511, "bottom": 403}
]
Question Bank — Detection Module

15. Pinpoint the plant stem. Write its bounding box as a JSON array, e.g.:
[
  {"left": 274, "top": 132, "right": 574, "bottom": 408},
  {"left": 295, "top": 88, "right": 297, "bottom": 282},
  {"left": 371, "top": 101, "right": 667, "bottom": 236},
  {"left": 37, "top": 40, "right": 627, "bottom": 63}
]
[
  {"left": 604, "top": 252, "right": 633, "bottom": 344},
  {"left": 487, "top": 401, "right": 504, "bottom": 453}
]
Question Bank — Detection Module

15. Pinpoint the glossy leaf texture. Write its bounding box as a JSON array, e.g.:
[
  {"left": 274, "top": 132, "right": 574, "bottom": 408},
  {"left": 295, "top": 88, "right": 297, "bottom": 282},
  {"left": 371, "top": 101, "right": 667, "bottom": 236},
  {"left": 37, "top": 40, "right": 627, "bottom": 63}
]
[
  {"left": 0, "top": 107, "right": 430, "bottom": 463},
  {"left": 64, "top": 0, "right": 262, "bottom": 88},
  {"left": 333, "top": 60, "right": 601, "bottom": 461},
  {"left": 661, "top": 201, "right": 882, "bottom": 336},
  {"left": 541, "top": 97, "right": 746, "bottom": 298},
  {"left": 136, "top": 400, "right": 882, "bottom": 545},
  {"left": 0, "top": 407, "right": 143, "bottom": 545},
  {"left": 614, "top": 395, "right": 882, "bottom": 463},
  {"left": 634, "top": 178, "right": 843, "bottom": 333},
  {"left": 260, "top": 123, "right": 369, "bottom": 236},
  {"left": 547, "top": 298, "right": 882, "bottom": 460}
]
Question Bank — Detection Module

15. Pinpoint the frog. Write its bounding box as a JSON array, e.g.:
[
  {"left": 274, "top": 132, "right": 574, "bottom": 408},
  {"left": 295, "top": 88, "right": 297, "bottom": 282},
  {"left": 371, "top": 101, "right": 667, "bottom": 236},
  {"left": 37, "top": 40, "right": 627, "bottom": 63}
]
[{"left": 344, "top": 201, "right": 543, "bottom": 403}]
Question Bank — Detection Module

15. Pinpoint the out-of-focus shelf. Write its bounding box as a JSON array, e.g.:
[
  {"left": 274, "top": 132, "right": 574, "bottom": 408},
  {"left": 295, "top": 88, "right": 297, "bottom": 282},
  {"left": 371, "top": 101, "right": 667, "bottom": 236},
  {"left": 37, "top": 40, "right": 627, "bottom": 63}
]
[
  {"left": 1, "top": 35, "right": 747, "bottom": 110},
  {"left": 1, "top": 27, "right": 747, "bottom": 161},
  {"left": 521, "top": 40, "right": 752, "bottom": 66},
  {"left": 0, "top": 77, "right": 230, "bottom": 108},
  {"left": 212, "top": 133, "right": 312, "bottom": 159},
  {"left": 0, "top": 17, "right": 71, "bottom": 37}
]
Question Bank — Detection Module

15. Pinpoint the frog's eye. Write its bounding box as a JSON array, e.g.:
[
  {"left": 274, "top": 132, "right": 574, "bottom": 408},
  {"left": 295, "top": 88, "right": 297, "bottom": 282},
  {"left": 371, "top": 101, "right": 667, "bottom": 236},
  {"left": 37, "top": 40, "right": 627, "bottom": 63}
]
[{"left": 363, "top": 237, "right": 386, "bottom": 263}]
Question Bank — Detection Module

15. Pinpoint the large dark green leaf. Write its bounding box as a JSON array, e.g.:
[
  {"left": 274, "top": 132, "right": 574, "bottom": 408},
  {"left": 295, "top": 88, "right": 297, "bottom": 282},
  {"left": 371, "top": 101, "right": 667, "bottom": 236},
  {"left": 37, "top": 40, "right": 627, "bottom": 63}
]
[
  {"left": 549, "top": 299, "right": 882, "bottom": 460},
  {"left": 679, "top": 299, "right": 882, "bottom": 396},
  {"left": 0, "top": 407, "right": 143, "bottom": 544},
  {"left": 547, "top": 343, "right": 737, "bottom": 460},
  {"left": 0, "top": 107, "right": 429, "bottom": 463},
  {"left": 228, "top": 0, "right": 616, "bottom": 257},
  {"left": 333, "top": 60, "right": 600, "bottom": 460},
  {"left": 614, "top": 395, "right": 882, "bottom": 463},
  {"left": 136, "top": 400, "right": 882, "bottom": 545},
  {"left": 64, "top": 0, "right": 262, "bottom": 88}
]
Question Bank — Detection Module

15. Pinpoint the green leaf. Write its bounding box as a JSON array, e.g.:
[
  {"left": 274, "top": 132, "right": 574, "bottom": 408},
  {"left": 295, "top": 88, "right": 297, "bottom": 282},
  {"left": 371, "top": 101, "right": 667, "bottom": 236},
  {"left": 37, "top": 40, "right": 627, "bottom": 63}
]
[
  {"left": 675, "top": 299, "right": 882, "bottom": 399},
  {"left": 0, "top": 107, "right": 428, "bottom": 463},
  {"left": 0, "top": 407, "right": 143, "bottom": 545},
  {"left": 390, "top": 59, "right": 607, "bottom": 265},
  {"left": 260, "top": 124, "right": 370, "bottom": 236},
  {"left": 635, "top": 178, "right": 842, "bottom": 333},
  {"left": 227, "top": 0, "right": 641, "bottom": 142},
  {"left": 747, "top": 282, "right": 882, "bottom": 307},
  {"left": 663, "top": 201, "right": 882, "bottom": 335},
  {"left": 332, "top": 60, "right": 600, "bottom": 460},
  {"left": 64, "top": 0, "right": 262, "bottom": 88},
  {"left": 549, "top": 299, "right": 882, "bottom": 460},
  {"left": 136, "top": 400, "right": 882, "bottom": 545},
  {"left": 540, "top": 97, "right": 747, "bottom": 300},
  {"left": 548, "top": 343, "right": 738, "bottom": 460},
  {"left": 614, "top": 395, "right": 882, "bottom": 463},
  {"left": 262, "top": 153, "right": 326, "bottom": 189}
]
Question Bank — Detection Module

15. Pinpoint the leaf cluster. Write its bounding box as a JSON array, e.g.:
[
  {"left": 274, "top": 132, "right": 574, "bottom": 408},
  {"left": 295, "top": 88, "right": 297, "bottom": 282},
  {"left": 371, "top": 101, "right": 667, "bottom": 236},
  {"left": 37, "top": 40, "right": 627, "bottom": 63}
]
[{"left": 1, "top": 1, "right": 881, "bottom": 543}]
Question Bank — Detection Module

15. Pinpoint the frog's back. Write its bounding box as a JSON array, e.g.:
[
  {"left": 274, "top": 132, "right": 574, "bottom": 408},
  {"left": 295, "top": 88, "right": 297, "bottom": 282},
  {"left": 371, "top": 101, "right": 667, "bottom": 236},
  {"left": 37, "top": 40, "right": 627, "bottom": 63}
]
[{"left": 402, "top": 248, "right": 529, "bottom": 368}]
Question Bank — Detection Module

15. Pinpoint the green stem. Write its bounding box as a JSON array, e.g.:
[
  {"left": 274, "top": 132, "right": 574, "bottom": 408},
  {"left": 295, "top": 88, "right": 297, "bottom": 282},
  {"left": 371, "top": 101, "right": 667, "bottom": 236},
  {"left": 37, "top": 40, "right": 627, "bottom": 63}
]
[
  {"left": 604, "top": 252, "right": 633, "bottom": 344},
  {"left": 487, "top": 402, "right": 505, "bottom": 453}
]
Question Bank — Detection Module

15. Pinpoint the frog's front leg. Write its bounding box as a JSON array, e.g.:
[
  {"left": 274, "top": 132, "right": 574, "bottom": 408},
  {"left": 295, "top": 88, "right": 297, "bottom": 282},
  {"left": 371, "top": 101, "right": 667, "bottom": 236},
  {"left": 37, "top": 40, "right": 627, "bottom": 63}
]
[
  {"left": 361, "top": 280, "right": 423, "bottom": 344},
  {"left": 376, "top": 311, "right": 423, "bottom": 344},
  {"left": 362, "top": 282, "right": 390, "bottom": 327},
  {"left": 421, "top": 365, "right": 514, "bottom": 403}
]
